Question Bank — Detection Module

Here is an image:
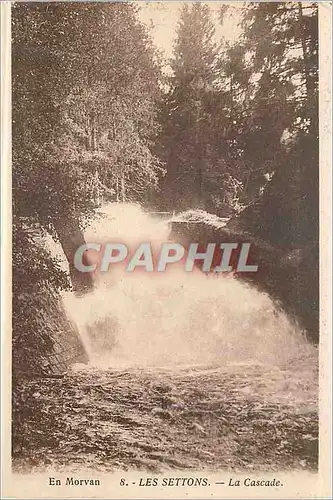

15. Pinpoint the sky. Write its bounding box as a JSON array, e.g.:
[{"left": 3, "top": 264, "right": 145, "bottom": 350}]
[{"left": 137, "top": 2, "right": 243, "bottom": 61}]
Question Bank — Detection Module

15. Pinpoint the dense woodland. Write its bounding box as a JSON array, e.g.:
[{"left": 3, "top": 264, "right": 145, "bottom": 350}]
[{"left": 12, "top": 2, "right": 319, "bottom": 371}]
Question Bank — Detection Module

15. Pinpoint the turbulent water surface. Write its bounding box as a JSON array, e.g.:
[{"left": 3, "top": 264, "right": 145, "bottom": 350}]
[{"left": 13, "top": 204, "right": 319, "bottom": 473}]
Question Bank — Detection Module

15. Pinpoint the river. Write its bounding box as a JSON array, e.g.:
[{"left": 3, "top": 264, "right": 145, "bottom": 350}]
[{"left": 12, "top": 203, "right": 318, "bottom": 473}]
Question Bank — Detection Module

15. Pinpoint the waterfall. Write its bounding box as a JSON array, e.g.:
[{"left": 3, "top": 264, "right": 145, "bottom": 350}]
[{"left": 61, "top": 203, "right": 316, "bottom": 385}]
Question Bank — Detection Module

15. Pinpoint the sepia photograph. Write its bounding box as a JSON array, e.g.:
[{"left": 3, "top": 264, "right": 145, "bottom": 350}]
[{"left": 1, "top": 1, "right": 332, "bottom": 498}]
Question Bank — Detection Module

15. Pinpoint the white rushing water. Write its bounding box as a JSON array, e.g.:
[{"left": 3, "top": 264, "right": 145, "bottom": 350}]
[
  {"left": 61, "top": 203, "right": 317, "bottom": 381},
  {"left": 15, "top": 202, "right": 317, "bottom": 476}
]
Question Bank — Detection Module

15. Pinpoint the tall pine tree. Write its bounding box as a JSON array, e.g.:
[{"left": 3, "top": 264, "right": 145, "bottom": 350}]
[
  {"left": 160, "top": 4, "right": 239, "bottom": 214},
  {"left": 220, "top": 2, "right": 319, "bottom": 245}
]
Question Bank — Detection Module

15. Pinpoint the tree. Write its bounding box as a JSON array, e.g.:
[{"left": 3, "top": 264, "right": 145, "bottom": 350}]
[
  {"left": 12, "top": 3, "right": 163, "bottom": 225},
  {"left": 159, "top": 4, "right": 239, "bottom": 213},
  {"left": 220, "top": 3, "right": 319, "bottom": 340},
  {"left": 12, "top": 2, "right": 164, "bottom": 288},
  {"left": 11, "top": 2, "right": 165, "bottom": 373},
  {"left": 220, "top": 2, "right": 318, "bottom": 245}
]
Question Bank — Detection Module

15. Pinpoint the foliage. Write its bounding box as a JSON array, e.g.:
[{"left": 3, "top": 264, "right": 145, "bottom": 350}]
[
  {"left": 12, "top": 2, "right": 163, "bottom": 226},
  {"left": 11, "top": 2, "right": 165, "bottom": 374},
  {"left": 159, "top": 4, "right": 242, "bottom": 214},
  {"left": 221, "top": 2, "right": 319, "bottom": 245},
  {"left": 159, "top": 2, "right": 318, "bottom": 224},
  {"left": 11, "top": 2, "right": 320, "bottom": 374}
]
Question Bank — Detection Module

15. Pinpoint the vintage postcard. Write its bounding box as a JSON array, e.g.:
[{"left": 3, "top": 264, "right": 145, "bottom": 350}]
[{"left": 1, "top": 1, "right": 332, "bottom": 498}]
